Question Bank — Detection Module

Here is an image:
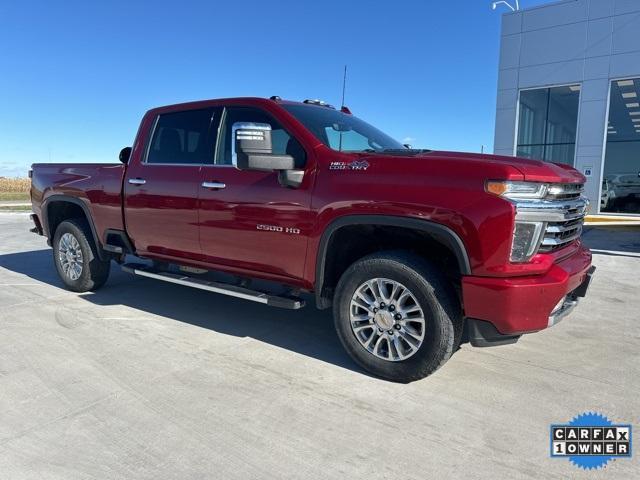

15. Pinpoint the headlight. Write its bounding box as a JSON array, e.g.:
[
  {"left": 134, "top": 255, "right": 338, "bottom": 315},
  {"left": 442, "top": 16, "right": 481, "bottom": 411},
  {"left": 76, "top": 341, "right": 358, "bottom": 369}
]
[
  {"left": 510, "top": 221, "right": 545, "bottom": 262},
  {"left": 486, "top": 181, "right": 548, "bottom": 199},
  {"left": 486, "top": 181, "right": 548, "bottom": 262}
]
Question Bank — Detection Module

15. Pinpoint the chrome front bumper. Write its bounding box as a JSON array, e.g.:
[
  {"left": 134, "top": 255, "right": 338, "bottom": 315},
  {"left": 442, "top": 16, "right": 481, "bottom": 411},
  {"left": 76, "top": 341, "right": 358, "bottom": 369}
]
[
  {"left": 547, "top": 265, "right": 596, "bottom": 327},
  {"left": 548, "top": 296, "right": 580, "bottom": 327}
]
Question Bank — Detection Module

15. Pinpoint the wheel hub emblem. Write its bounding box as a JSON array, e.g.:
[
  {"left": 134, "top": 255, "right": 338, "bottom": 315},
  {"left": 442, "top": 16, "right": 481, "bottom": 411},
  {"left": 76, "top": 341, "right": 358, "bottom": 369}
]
[{"left": 374, "top": 311, "right": 394, "bottom": 330}]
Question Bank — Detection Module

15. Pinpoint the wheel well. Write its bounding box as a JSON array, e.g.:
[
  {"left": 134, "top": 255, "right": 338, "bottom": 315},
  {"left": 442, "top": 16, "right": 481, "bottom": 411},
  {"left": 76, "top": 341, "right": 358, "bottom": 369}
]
[
  {"left": 317, "top": 224, "right": 463, "bottom": 308},
  {"left": 46, "top": 201, "right": 87, "bottom": 239}
]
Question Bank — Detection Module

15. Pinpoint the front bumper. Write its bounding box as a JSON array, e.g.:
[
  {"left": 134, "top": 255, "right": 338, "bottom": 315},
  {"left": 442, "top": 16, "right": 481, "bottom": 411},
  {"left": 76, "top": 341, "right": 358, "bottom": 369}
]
[{"left": 462, "top": 243, "right": 594, "bottom": 335}]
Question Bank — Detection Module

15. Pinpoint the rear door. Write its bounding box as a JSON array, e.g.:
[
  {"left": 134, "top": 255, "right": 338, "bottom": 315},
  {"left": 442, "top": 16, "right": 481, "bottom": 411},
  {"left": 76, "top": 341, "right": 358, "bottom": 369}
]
[
  {"left": 197, "top": 106, "right": 314, "bottom": 281},
  {"left": 124, "top": 107, "right": 220, "bottom": 261}
]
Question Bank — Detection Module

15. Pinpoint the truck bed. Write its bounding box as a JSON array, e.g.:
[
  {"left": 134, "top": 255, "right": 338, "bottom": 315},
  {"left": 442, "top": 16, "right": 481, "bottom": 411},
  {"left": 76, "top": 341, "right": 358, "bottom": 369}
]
[{"left": 30, "top": 163, "right": 126, "bottom": 245}]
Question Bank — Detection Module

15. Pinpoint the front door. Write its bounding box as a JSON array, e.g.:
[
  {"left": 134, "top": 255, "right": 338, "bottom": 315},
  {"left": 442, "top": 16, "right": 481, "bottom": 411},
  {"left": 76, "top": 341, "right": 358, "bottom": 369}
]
[
  {"left": 124, "top": 107, "right": 219, "bottom": 261},
  {"left": 198, "top": 106, "right": 314, "bottom": 281}
]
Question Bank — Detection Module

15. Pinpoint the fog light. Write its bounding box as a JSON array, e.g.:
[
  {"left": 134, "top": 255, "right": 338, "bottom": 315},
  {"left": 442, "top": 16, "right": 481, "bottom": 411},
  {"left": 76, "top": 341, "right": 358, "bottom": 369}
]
[{"left": 510, "top": 221, "right": 545, "bottom": 262}]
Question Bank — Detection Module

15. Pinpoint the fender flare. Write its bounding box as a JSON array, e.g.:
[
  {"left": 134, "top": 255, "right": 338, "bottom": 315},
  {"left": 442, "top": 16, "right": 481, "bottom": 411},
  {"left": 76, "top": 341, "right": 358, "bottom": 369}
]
[
  {"left": 41, "top": 195, "right": 106, "bottom": 260},
  {"left": 314, "top": 215, "right": 471, "bottom": 308}
]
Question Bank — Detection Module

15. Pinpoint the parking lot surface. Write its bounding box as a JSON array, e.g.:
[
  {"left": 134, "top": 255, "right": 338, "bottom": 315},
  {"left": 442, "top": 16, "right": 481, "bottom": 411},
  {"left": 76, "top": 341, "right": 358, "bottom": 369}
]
[{"left": 0, "top": 213, "right": 638, "bottom": 479}]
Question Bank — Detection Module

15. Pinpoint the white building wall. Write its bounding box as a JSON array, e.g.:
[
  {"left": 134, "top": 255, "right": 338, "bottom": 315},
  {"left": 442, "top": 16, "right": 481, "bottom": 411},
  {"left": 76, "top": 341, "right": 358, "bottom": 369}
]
[{"left": 494, "top": 0, "right": 640, "bottom": 210}]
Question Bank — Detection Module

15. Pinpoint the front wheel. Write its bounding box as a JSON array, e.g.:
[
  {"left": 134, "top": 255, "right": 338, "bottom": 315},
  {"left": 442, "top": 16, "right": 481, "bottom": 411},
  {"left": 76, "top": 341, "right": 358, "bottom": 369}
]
[
  {"left": 333, "top": 251, "right": 461, "bottom": 383},
  {"left": 53, "top": 219, "right": 110, "bottom": 292}
]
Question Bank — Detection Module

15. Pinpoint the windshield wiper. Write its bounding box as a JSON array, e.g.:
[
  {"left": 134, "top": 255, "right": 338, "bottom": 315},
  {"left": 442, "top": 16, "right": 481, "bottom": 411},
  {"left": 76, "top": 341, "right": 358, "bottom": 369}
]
[
  {"left": 381, "top": 148, "right": 432, "bottom": 155},
  {"left": 357, "top": 148, "right": 432, "bottom": 155}
]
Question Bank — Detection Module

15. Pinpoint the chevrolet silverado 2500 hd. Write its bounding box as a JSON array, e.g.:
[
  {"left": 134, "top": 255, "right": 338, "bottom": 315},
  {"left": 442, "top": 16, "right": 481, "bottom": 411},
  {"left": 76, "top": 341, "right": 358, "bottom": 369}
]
[{"left": 30, "top": 97, "right": 595, "bottom": 382}]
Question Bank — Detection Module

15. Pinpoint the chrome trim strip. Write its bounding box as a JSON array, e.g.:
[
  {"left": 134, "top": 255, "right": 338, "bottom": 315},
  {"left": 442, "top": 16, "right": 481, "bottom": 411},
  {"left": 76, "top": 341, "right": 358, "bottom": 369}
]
[{"left": 545, "top": 221, "right": 582, "bottom": 233}]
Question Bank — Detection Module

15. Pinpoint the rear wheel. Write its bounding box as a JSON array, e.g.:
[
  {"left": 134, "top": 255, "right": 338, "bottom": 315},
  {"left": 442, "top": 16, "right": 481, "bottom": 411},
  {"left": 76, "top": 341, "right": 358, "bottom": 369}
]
[
  {"left": 333, "top": 251, "right": 461, "bottom": 383},
  {"left": 53, "top": 219, "right": 110, "bottom": 292}
]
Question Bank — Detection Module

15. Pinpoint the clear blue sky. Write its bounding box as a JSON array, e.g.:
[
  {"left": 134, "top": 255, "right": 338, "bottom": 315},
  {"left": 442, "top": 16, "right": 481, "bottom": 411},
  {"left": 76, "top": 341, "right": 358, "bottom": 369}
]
[{"left": 0, "top": 0, "right": 551, "bottom": 177}]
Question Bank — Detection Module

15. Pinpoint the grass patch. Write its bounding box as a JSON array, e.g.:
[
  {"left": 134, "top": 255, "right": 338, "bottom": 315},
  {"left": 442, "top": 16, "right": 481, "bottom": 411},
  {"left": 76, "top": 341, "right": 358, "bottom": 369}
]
[
  {"left": 0, "top": 205, "right": 32, "bottom": 211},
  {"left": 0, "top": 192, "right": 30, "bottom": 201}
]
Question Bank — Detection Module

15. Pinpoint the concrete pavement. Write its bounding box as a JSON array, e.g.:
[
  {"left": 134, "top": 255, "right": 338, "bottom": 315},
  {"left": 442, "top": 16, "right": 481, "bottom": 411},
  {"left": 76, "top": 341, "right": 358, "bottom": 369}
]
[{"left": 0, "top": 213, "right": 638, "bottom": 479}]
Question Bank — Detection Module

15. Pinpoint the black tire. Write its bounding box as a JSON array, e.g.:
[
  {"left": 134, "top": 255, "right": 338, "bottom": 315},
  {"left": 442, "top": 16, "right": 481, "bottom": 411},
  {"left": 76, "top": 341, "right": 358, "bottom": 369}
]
[
  {"left": 52, "top": 219, "right": 110, "bottom": 292},
  {"left": 333, "top": 251, "right": 462, "bottom": 383}
]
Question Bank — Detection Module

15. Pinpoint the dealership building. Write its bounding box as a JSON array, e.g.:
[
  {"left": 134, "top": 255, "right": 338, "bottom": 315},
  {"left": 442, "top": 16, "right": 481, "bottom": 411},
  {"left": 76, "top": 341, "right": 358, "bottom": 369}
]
[{"left": 494, "top": 0, "right": 640, "bottom": 215}]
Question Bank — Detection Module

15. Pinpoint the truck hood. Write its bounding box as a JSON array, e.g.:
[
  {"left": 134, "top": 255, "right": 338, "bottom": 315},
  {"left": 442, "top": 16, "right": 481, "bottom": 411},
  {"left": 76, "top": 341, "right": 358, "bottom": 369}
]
[{"left": 424, "top": 150, "right": 586, "bottom": 184}]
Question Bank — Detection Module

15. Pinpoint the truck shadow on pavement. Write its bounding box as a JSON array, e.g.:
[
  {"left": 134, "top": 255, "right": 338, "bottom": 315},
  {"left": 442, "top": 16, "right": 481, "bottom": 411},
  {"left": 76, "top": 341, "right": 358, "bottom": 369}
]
[{"left": 0, "top": 248, "right": 369, "bottom": 377}]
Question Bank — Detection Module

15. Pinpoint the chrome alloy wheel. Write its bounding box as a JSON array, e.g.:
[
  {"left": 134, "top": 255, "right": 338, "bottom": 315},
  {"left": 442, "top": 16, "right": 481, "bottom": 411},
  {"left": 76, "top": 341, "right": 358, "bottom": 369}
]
[
  {"left": 58, "top": 232, "right": 84, "bottom": 281},
  {"left": 349, "top": 278, "right": 426, "bottom": 362}
]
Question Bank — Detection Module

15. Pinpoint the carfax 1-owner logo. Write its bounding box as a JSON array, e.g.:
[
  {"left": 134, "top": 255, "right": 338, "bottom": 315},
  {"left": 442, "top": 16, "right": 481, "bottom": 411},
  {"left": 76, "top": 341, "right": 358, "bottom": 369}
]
[{"left": 550, "top": 412, "right": 632, "bottom": 470}]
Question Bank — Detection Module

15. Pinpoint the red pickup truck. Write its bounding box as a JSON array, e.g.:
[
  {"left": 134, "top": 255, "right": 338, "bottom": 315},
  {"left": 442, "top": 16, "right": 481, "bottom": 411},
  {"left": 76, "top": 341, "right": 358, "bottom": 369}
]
[{"left": 29, "top": 97, "right": 594, "bottom": 382}]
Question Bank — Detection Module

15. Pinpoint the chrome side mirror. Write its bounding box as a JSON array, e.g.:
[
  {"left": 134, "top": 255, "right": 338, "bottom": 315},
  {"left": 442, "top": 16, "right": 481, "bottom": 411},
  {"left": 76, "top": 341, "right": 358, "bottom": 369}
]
[{"left": 233, "top": 122, "right": 295, "bottom": 172}]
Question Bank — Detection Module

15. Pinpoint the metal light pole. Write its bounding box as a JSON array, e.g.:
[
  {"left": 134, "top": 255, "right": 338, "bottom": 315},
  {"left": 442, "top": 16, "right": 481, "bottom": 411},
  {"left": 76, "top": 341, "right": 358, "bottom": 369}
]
[{"left": 491, "top": 0, "right": 520, "bottom": 11}]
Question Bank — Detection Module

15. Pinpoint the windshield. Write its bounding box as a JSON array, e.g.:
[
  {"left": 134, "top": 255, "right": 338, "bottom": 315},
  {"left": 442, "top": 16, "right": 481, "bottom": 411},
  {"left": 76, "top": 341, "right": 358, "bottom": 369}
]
[{"left": 282, "top": 104, "right": 405, "bottom": 152}]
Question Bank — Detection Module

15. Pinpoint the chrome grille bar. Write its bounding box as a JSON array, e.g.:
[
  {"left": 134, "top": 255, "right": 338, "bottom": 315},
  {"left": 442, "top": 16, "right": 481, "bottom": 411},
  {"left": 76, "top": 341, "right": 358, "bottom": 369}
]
[
  {"left": 540, "top": 226, "right": 583, "bottom": 247},
  {"left": 545, "top": 218, "right": 583, "bottom": 233},
  {"left": 546, "top": 183, "right": 584, "bottom": 200},
  {"left": 515, "top": 197, "right": 589, "bottom": 223}
]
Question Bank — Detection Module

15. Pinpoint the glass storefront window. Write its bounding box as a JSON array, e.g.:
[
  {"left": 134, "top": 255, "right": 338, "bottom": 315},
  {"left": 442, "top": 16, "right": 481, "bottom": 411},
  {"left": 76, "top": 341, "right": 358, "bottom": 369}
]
[
  {"left": 602, "top": 78, "right": 640, "bottom": 214},
  {"left": 516, "top": 85, "right": 580, "bottom": 165}
]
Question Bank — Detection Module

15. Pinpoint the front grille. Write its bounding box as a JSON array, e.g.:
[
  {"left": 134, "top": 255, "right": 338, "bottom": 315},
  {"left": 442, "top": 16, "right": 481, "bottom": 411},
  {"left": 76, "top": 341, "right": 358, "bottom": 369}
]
[
  {"left": 540, "top": 184, "right": 586, "bottom": 252},
  {"left": 539, "top": 217, "right": 584, "bottom": 252},
  {"left": 545, "top": 183, "right": 584, "bottom": 201}
]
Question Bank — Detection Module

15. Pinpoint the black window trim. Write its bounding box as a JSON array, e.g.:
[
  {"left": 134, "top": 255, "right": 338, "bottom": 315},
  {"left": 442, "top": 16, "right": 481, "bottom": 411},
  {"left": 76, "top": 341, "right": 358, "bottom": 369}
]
[
  {"left": 142, "top": 107, "right": 219, "bottom": 167},
  {"left": 516, "top": 85, "right": 580, "bottom": 166}
]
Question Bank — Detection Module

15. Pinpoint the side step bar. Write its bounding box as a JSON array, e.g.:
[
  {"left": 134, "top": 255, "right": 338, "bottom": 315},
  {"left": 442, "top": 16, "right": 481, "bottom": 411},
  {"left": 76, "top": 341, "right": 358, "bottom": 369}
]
[{"left": 121, "top": 264, "right": 305, "bottom": 310}]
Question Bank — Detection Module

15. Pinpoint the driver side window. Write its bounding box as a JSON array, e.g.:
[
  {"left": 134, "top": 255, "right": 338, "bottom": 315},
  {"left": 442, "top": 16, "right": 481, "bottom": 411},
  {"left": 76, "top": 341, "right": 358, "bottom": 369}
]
[{"left": 217, "top": 107, "right": 306, "bottom": 168}]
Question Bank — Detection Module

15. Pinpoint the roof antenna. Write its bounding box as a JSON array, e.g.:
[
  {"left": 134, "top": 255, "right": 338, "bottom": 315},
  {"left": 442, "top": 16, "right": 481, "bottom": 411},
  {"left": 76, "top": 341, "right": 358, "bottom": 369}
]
[
  {"left": 341, "top": 65, "right": 347, "bottom": 109},
  {"left": 338, "top": 65, "right": 348, "bottom": 152},
  {"left": 339, "top": 65, "right": 352, "bottom": 116}
]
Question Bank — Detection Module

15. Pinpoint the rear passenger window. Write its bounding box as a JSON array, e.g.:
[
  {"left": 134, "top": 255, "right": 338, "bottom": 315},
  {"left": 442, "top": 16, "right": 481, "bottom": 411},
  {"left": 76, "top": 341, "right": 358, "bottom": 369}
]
[{"left": 146, "top": 109, "right": 215, "bottom": 164}]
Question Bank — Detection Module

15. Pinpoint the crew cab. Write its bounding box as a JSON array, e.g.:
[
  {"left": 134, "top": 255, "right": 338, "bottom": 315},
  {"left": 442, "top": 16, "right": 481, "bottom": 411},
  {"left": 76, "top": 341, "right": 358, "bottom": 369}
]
[{"left": 29, "top": 97, "right": 595, "bottom": 382}]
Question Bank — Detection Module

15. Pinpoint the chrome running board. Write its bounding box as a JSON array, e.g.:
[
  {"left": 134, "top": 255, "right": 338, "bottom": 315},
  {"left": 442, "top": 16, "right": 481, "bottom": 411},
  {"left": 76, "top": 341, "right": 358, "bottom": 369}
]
[{"left": 122, "top": 264, "right": 305, "bottom": 309}]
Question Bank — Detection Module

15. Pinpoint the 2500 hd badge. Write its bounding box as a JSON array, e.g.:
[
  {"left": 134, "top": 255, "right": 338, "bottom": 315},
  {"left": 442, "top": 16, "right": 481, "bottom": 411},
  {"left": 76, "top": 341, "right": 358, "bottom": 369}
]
[{"left": 257, "top": 224, "right": 301, "bottom": 235}]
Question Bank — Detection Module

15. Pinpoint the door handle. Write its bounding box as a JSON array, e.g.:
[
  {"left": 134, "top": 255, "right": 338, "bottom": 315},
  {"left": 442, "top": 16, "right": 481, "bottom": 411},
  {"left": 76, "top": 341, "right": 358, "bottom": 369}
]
[
  {"left": 202, "top": 181, "right": 226, "bottom": 189},
  {"left": 128, "top": 178, "right": 146, "bottom": 185}
]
